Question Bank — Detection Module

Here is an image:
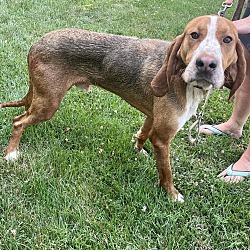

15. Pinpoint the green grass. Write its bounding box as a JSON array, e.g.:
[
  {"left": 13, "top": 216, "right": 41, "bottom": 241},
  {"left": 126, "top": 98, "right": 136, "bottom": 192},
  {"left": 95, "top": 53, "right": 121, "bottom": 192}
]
[{"left": 0, "top": 0, "right": 249, "bottom": 249}]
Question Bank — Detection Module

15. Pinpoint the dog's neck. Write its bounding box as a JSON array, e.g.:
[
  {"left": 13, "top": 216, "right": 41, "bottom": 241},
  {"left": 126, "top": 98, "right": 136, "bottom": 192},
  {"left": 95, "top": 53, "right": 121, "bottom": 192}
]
[{"left": 177, "top": 83, "right": 206, "bottom": 131}]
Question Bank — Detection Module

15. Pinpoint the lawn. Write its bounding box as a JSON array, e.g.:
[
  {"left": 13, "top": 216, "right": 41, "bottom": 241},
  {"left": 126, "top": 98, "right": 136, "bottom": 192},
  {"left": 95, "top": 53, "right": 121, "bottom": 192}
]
[{"left": 0, "top": 0, "right": 249, "bottom": 249}]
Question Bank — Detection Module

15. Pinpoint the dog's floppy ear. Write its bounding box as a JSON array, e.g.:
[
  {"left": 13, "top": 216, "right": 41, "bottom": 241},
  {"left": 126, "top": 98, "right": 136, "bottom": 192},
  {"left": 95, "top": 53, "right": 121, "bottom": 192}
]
[
  {"left": 224, "top": 40, "right": 246, "bottom": 103},
  {"left": 151, "top": 34, "right": 184, "bottom": 97}
]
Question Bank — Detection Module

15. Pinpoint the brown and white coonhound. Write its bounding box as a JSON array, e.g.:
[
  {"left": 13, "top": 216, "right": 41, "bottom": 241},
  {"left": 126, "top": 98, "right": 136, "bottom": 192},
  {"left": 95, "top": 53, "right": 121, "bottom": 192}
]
[{"left": 1, "top": 15, "right": 246, "bottom": 202}]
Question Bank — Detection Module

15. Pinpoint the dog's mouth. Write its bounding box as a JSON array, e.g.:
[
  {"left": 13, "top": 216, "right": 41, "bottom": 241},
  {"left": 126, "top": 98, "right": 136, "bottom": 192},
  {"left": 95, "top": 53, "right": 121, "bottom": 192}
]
[
  {"left": 181, "top": 66, "right": 224, "bottom": 91},
  {"left": 191, "top": 80, "right": 213, "bottom": 90},
  {"left": 181, "top": 69, "right": 214, "bottom": 90}
]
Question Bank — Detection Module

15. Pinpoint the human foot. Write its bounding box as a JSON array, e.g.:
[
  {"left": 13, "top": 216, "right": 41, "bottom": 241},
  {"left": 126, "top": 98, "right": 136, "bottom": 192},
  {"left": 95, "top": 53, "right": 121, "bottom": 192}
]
[
  {"left": 199, "top": 122, "right": 242, "bottom": 139},
  {"left": 217, "top": 162, "right": 250, "bottom": 183}
]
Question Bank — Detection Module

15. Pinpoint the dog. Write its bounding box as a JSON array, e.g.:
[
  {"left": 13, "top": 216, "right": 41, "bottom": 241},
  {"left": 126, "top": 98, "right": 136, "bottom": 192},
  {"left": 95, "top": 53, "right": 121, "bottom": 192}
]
[{"left": 1, "top": 15, "right": 246, "bottom": 202}]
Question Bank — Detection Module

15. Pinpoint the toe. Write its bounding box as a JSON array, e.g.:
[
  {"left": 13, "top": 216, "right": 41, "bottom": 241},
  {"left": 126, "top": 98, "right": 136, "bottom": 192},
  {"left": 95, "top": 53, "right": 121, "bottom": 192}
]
[
  {"left": 217, "top": 169, "right": 228, "bottom": 178},
  {"left": 199, "top": 125, "right": 214, "bottom": 135},
  {"left": 224, "top": 175, "right": 245, "bottom": 184}
]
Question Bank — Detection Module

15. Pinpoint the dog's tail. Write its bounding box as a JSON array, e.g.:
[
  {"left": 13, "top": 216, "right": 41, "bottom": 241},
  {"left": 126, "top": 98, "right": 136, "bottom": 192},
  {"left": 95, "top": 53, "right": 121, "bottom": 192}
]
[
  {"left": 1, "top": 84, "right": 33, "bottom": 109},
  {"left": 0, "top": 98, "right": 26, "bottom": 108}
]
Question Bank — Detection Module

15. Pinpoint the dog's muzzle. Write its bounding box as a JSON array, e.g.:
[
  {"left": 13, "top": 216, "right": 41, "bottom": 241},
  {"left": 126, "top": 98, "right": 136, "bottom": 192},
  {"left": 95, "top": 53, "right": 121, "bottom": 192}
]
[{"left": 181, "top": 54, "right": 224, "bottom": 90}]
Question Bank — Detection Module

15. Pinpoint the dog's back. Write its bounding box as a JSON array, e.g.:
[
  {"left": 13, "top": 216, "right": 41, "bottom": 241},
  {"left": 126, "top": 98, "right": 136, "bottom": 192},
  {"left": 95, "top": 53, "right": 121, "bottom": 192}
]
[{"left": 28, "top": 29, "right": 169, "bottom": 114}]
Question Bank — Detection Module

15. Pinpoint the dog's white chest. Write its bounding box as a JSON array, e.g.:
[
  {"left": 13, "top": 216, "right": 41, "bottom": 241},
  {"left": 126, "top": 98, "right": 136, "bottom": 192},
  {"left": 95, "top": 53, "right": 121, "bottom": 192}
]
[{"left": 177, "top": 85, "right": 204, "bottom": 130}]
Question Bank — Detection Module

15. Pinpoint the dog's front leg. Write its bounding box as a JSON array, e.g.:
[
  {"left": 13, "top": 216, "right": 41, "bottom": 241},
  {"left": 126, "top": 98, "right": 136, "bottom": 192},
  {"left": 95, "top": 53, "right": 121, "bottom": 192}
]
[
  {"left": 150, "top": 130, "right": 184, "bottom": 203},
  {"left": 135, "top": 116, "right": 153, "bottom": 156}
]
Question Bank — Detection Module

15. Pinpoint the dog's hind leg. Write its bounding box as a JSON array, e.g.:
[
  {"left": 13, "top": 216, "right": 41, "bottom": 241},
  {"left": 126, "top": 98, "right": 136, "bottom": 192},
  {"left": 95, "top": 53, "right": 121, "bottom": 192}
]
[
  {"left": 23, "top": 83, "right": 33, "bottom": 110},
  {"left": 135, "top": 116, "right": 153, "bottom": 156},
  {"left": 5, "top": 92, "right": 63, "bottom": 161}
]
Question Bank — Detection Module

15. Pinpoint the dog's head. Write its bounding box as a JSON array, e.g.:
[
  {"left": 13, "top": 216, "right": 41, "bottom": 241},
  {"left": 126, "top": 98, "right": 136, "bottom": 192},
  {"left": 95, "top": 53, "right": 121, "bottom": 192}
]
[{"left": 151, "top": 15, "right": 246, "bottom": 102}]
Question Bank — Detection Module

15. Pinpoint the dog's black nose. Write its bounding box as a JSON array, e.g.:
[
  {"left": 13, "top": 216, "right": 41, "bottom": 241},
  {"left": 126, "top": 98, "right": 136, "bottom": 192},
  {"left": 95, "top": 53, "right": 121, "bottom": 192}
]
[{"left": 196, "top": 57, "right": 217, "bottom": 72}]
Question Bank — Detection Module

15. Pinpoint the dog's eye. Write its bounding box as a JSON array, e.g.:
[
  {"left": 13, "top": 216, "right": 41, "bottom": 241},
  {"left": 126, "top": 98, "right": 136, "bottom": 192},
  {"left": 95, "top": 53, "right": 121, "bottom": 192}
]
[
  {"left": 223, "top": 36, "right": 232, "bottom": 44},
  {"left": 190, "top": 32, "right": 199, "bottom": 39}
]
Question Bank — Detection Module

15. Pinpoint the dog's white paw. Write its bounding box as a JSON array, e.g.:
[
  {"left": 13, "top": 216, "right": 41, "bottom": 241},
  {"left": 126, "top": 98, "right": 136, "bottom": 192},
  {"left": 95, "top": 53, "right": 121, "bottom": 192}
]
[
  {"left": 5, "top": 150, "right": 19, "bottom": 161},
  {"left": 139, "top": 148, "right": 149, "bottom": 157},
  {"left": 173, "top": 193, "right": 184, "bottom": 203},
  {"left": 134, "top": 145, "right": 149, "bottom": 157}
]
